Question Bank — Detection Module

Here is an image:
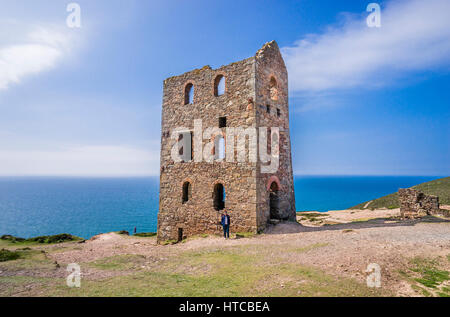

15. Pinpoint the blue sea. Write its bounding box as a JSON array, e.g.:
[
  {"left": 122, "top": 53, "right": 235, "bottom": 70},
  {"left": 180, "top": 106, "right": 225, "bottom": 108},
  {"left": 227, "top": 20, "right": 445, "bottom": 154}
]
[{"left": 0, "top": 176, "right": 441, "bottom": 239}]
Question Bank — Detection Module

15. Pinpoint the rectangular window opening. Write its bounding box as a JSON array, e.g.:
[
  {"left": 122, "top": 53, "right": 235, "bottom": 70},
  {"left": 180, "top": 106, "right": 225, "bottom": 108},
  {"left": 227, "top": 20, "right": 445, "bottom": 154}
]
[
  {"left": 190, "top": 131, "right": 193, "bottom": 161},
  {"left": 219, "top": 117, "right": 227, "bottom": 128},
  {"left": 180, "top": 131, "right": 193, "bottom": 162}
]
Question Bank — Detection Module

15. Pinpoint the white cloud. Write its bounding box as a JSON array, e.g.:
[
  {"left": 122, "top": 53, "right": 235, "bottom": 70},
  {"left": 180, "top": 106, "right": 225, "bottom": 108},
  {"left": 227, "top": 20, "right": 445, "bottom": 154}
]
[
  {"left": 282, "top": 0, "right": 450, "bottom": 92},
  {"left": 0, "top": 25, "right": 73, "bottom": 90},
  {"left": 0, "top": 145, "right": 160, "bottom": 176}
]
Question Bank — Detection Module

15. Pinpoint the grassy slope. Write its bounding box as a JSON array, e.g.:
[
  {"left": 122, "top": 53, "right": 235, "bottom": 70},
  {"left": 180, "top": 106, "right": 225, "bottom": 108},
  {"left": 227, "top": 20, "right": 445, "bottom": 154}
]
[{"left": 350, "top": 177, "right": 450, "bottom": 210}]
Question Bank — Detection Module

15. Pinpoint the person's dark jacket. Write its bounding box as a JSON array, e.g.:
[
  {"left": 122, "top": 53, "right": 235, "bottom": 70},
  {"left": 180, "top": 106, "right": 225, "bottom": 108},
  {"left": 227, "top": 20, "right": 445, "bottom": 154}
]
[{"left": 221, "top": 214, "right": 230, "bottom": 226}]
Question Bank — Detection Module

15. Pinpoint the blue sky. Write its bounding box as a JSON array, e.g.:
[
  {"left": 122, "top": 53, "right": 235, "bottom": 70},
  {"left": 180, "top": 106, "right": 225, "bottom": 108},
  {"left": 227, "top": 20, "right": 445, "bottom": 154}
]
[{"left": 0, "top": 0, "right": 449, "bottom": 176}]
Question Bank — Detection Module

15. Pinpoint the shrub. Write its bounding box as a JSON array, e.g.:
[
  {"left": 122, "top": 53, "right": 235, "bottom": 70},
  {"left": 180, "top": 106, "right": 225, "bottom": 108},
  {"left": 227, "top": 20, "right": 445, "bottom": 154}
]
[
  {"left": 0, "top": 235, "right": 25, "bottom": 243},
  {"left": 162, "top": 239, "right": 178, "bottom": 245},
  {"left": 234, "top": 232, "right": 256, "bottom": 238},
  {"left": 0, "top": 249, "right": 21, "bottom": 262},
  {"left": 27, "top": 233, "right": 80, "bottom": 244},
  {"left": 133, "top": 232, "right": 157, "bottom": 237}
]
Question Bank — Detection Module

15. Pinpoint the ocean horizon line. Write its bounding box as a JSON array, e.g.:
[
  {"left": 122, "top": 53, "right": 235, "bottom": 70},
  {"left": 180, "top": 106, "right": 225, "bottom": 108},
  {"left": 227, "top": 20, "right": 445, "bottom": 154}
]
[{"left": 0, "top": 174, "right": 446, "bottom": 179}]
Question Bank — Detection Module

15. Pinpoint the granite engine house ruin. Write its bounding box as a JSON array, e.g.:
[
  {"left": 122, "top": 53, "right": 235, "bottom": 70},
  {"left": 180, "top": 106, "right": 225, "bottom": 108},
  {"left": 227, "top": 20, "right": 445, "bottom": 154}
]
[{"left": 157, "top": 41, "right": 296, "bottom": 242}]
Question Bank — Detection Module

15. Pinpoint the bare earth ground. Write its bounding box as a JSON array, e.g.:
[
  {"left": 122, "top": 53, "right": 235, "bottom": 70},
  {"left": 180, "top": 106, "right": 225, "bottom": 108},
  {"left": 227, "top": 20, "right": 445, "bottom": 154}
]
[{"left": 1, "top": 208, "right": 449, "bottom": 297}]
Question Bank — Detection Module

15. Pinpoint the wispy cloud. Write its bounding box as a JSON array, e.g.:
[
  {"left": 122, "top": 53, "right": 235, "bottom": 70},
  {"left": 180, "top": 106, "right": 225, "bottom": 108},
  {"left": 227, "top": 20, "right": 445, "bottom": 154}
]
[
  {"left": 291, "top": 93, "right": 346, "bottom": 113},
  {"left": 282, "top": 0, "right": 450, "bottom": 92},
  {"left": 0, "top": 145, "right": 159, "bottom": 176},
  {"left": 0, "top": 24, "right": 74, "bottom": 90}
]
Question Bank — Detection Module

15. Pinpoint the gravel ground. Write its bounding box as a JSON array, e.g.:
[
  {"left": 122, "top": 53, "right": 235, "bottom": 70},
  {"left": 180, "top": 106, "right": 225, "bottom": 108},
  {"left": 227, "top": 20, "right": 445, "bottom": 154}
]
[{"left": 45, "top": 209, "right": 450, "bottom": 296}]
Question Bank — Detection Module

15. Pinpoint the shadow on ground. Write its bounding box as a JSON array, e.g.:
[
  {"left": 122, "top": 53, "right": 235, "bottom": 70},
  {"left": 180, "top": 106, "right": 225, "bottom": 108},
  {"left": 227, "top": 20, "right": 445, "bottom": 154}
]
[{"left": 264, "top": 215, "right": 450, "bottom": 235}]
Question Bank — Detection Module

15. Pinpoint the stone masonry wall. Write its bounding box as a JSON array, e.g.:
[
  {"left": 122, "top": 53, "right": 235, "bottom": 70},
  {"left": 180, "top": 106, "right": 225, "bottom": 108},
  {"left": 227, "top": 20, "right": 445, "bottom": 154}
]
[
  {"left": 157, "top": 41, "right": 295, "bottom": 242},
  {"left": 398, "top": 188, "right": 440, "bottom": 218},
  {"left": 254, "top": 42, "right": 296, "bottom": 230}
]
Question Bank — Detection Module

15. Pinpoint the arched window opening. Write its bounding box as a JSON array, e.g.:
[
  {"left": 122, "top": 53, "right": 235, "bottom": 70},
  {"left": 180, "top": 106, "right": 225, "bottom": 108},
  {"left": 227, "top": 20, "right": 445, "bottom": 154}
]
[
  {"left": 182, "top": 182, "right": 192, "bottom": 203},
  {"left": 269, "top": 181, "right": 280, "bottom": 219},
  {"left": 269, "top": 77, "right": 278, "bottom": 101},
  {"left": 214, "top": 75, "right": 225, "bottom": 96},
  {"left": 213, "top": 183, "right": 225, "bottom": 211},
  {"left": 185, "top": 83, "right": 194, "bottom": 105}
]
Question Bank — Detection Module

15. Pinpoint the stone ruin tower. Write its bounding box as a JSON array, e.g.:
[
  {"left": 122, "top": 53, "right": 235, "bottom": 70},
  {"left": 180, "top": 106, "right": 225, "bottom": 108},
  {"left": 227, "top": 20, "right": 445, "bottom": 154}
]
[{"left": 157, "top": 41, "right": 296, "bottom": 243}]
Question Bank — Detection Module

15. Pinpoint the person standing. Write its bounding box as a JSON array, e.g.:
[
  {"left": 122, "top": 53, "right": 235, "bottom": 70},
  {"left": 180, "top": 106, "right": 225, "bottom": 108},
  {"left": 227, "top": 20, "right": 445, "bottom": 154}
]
[{"left": 221, "top": 211, "right": 231, "bottom": 239}]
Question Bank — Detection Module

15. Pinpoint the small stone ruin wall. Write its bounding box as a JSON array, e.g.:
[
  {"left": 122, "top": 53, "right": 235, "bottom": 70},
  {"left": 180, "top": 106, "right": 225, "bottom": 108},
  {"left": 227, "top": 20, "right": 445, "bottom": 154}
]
[{"left": 398, "top": 188, "right": 448, "bottom": 218}]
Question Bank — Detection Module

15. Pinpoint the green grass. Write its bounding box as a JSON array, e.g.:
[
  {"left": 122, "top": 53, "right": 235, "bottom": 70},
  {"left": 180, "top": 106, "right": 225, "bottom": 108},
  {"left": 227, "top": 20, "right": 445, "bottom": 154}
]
[
  {"left": 133, "top": 232, "right": 157, "bottom": 238},
  {"left": 0, "top": 249, "right": 21, "bottom": 262},
  {"left": 438, "top": 286, "right": 450, "bottom": 297},
  {"left": 297, "top": 212, "right": 328, "bottom": 222},
  {"left": 351, "top": 218, "right": 373, "bottom": 223},
  {"left": 0, "top": 234, "right": 82, "bottom": 246},
  {"left": 412, "top": 263, "right": 449, "bottom": 289},
  {"left": 0, "top": 248, "right": 46, "bottom": 263},
  {"left": 0, "top": 235, "right": 26, "bottom": 243},
  {"left": 296, "top": 212, "right": 327, "bottom": 219},
  {"left": 47, "top": 247, "right": 384, "bottom": 297},
  {"left": 399, "top": 256, "right": 450, "bottom": 297},
  {"left": 0, "top": 249, "right": 57, "bottom": 271},
  {"left": 26, "top": 234, "right": 82, "bottom": 244},
  {"left": 88, "top": 254, "right": 147, "bottom": 271},
  {"left": 412, "top": 264, "right": 449, "bottom": 291},
  {"left": 0, "top": 276, "right": 57, "bottom": 297},
  {"left": 350, "top": 177, "right": 450, "bottom": 210},
  {"left": 411, "top": 284, "right": 432, "bottom": 297},
  {"left": 234, "top": 232, "right": 257, "bottom": 238},
  {"left": 1, "top": 242, "right": 386, "bottom": 297}
]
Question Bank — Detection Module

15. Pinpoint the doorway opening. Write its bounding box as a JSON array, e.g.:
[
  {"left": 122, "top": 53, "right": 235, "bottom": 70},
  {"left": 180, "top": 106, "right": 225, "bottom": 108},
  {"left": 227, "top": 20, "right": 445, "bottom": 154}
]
[
  {"left": 213, "top": 183, "right": 225, "bottom": 211},
  {"left": 269, "top": 181, "right": 280, "bottom": 219},
  {"left": 178, "top": 228, "right": 183, "bottom": 242}
]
